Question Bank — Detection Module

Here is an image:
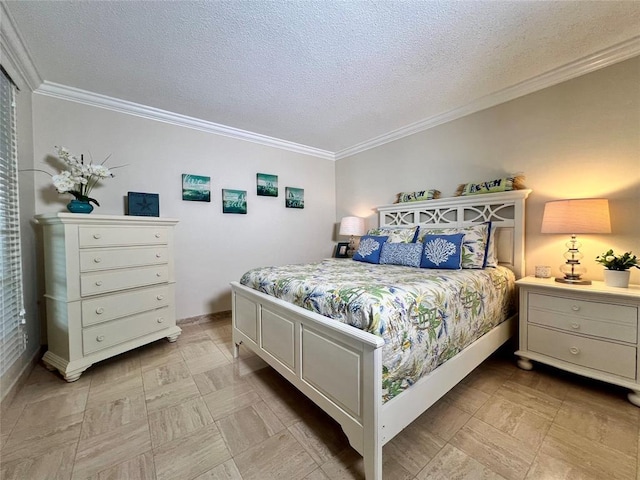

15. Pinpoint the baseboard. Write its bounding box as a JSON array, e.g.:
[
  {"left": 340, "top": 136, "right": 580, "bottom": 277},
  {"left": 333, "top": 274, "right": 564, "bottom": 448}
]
[
  {"left": 177, "top": 310, "right": 231, "bottom": 326},
  {"left": 0, "top": 345, "right": 44, "bottom": 412}
]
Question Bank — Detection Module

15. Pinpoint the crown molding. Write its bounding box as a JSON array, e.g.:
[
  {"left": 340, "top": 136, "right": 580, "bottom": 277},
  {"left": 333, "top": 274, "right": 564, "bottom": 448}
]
[
  {"left": 335, "top": 36, "right": 640, "bottom": 160},
  {"left": 0, "top": 3, "right": 42, "bottom": 90},
  {"left": 34, "top": 81, "right": 335, "bottom": 161}
]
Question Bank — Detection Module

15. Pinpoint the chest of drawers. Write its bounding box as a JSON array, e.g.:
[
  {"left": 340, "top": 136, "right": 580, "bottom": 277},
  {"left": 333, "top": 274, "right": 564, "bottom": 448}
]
[
  {"left": 36, "top": 213, "right": 181, "bottom": 381},
  {"left": 515, "top": 276, "right": 640, "bottom": 406}
]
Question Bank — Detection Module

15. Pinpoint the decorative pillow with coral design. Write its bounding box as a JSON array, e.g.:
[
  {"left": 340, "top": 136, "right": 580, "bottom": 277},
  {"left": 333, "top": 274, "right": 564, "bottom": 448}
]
[
  {"left": 420, "top": 233, "right": 464, "bottom": 269},
  {"left": 353, "top": 235, "right": 388, "bottom": 264},
  {"left": 379, "top": 242, "right": 423, "bottom": 267},
  {"left": 417, "top": 223, "right": 490, "bottom": 269}
]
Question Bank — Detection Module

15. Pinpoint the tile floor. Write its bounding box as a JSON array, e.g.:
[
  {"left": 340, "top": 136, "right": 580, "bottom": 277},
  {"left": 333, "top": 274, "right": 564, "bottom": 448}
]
[{"left": 1, "top": 316, "right": 639, "bottom": 480}]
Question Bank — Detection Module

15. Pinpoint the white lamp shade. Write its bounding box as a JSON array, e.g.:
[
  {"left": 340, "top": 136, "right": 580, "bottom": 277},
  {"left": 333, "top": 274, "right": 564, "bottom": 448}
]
[
  {"left": 541, "top": 198, "right": 611, "bottom": 234},
  {"left": 339, "top": 216, "right": 366, "bottom": 236}
]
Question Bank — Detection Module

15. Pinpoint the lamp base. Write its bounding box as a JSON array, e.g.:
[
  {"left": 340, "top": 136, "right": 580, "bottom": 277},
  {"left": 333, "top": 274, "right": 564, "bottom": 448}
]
[{"left": 555, "top": 277, "right": 592, "bottom": 285}]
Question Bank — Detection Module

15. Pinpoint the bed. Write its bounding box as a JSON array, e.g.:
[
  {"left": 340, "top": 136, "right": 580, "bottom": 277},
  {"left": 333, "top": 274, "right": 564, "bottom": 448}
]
[{"left": 230, "top": 189, "right": 531, "bottom": 479}]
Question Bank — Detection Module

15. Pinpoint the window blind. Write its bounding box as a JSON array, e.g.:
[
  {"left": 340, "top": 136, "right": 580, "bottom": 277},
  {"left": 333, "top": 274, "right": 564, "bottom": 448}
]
[{"left": 0, "top": 69, "right": 25, "bottom": 377}]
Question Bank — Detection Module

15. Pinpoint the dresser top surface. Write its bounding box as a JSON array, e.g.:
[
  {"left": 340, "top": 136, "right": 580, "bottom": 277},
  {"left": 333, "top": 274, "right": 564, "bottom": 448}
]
[{"left": 35, "top": 213, "right": 179, "bottom": 226}]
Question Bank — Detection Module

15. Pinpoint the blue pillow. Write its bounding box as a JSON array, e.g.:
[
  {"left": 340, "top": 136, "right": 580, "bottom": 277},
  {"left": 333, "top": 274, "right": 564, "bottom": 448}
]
[
  {"left": 379, "top": 242, "right": 423, "bottom": 267},
  {"left": 353, "top": 235, "right": 388, "bottom": 264},
  {"left": 421, "top": 233, "right": 465, "bottom": 269}
]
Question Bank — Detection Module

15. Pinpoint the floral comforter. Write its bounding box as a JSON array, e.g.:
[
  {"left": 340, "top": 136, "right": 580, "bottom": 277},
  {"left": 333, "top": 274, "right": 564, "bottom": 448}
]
[{"left": 240, "top": 259, "right": 515, "bottom": 402}]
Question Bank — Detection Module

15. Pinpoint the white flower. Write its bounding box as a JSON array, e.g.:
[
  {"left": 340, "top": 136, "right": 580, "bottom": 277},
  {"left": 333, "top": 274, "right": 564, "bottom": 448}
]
[
  {"left": 605, "top": 255, "right": 616, "bottom": 262},
  {"left": 52, "top": 171, "right": 76, "bottom": 193},
  {"left": 90, "top": 164, "right": 113, "bottom": 178}
]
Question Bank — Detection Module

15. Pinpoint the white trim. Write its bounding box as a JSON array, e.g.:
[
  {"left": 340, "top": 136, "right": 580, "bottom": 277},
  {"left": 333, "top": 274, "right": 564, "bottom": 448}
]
[
  {"left": 335, "top": 37, "right": 640, "bottom": 160},
  {"left": 34, "top": 82, "right": 335, "bottom": 161},
  {"left": 0, "top": 3, "right": 42, "bottom": 91}
]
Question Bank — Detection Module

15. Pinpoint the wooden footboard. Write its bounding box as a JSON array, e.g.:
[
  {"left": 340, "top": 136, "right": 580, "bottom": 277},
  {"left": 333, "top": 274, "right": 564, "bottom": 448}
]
[{"left": 231, "top": 281, "right": 516, "bottom": 480}]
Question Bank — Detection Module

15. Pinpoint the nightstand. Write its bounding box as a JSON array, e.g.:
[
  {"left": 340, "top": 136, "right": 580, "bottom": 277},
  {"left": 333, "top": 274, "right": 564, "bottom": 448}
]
[{"left": 515, "top": 276, "right": 640, "bottom": 406}]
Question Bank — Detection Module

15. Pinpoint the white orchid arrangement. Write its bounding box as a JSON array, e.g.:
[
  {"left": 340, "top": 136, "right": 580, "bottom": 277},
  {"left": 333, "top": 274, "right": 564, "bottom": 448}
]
[
  {"left": 595, "top": 250, "right": 639, "bottom": 271},
  {"left": 34, "top": 146, "right": 119, "bottom": 207}
]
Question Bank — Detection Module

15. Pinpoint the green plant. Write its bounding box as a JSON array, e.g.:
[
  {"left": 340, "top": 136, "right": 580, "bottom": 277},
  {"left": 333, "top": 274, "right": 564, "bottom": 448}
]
[{"left": 595, "top": 250, "right": 639, "bottom": 271}]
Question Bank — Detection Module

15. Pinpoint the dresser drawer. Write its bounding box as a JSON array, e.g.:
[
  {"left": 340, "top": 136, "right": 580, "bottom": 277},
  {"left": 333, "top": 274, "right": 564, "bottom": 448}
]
[
  {"left": 80, "top": 265, "right": 169, "bottom": 296},
  {"left": 83, "top": 307, "right": 173, "bottom": 355},
  {"left": 80, "top": 247, "right": 169, "bottom": 272},
  {"left": 79, "top": 226, "right": 169, "bottom": 248},
  {"left": 528, "top": 325, "right": 636, "bottom": 379},
  {"left": 81, "top": 285, "right": 171, "bottom": 326},
  {"left": 528, "top": 293, "right": 638, "bottom": 343}
]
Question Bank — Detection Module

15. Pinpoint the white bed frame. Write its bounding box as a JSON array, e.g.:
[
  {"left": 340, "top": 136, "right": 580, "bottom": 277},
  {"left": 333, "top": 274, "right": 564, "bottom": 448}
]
[{"left": 231, "top": 189, "right": 531, "bottom": 479}]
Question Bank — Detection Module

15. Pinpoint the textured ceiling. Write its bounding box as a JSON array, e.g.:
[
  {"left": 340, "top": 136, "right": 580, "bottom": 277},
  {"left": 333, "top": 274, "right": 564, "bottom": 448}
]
[{"left": 4, "top": 1, "right": 640, "bottom": 154}]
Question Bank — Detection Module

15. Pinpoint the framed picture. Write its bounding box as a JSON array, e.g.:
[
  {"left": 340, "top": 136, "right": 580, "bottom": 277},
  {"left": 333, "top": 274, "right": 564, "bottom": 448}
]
[
  {"left": 127, "top": 192, "right": 159, "bottom": 217},
  {"left": 222, "top": 189, "right": 247, "bottom": 214},
  {"left": 335, "top": 242, "right": 350, "bottom": 258},
  {"left": 257, "top": 173, "right": 278, "bottom": 197},
  {"left": 285, "top": 187, "right": 304, "bottom": 209},
  {"left": 182, "top": 174, "right": 211, "bottom": 202}
]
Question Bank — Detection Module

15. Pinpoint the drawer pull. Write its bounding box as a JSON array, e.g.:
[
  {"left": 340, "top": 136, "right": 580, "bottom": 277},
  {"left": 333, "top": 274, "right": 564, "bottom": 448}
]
[
  {"left": 95, "top": 280, "right": 103, "bottom": 286},
  {"left": 93, "top": 257, "right": 102, "bottom": 263},
  {"left": 156, "top": 295, "right": 164, "bottom": 300},
  {"left": 154, "top": 233, "right": 161, "bottom": 238},
  {"left": 95, "top": 307, "right": 105, "bottom": 315},
  {"left": 569, "top": 347, "right": 580, "bottom": 355},
  {"left": 93, "top": 233, "right": 102, "bottom": 239},
  {"left": 156, "top": 253, "right": 162, "bottom": 258},
  {"left": 157, "top": 317, "right": 165, "bottom": 323},
  {"left": 156, "top": 272, "right": 162, "bottom": 277},
  {"left": 570, "top": 322, "right": 580, "bottom": 330},
  {"left": 96, "top": 335, "right": 105, "bottom": 342},
  {"left": 571, "top": 305, "right": 580, "bottom": 312}
]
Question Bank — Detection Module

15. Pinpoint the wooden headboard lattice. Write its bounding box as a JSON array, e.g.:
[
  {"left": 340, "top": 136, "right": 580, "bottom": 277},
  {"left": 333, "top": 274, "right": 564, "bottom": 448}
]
[{"left": 376, "top": 190, "right": 532, "bottom": 278}]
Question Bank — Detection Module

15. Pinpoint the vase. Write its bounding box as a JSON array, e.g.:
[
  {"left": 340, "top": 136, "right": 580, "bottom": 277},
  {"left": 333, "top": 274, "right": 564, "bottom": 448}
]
[
  {"left": 603, "top": 269, "right": 630, "bottom": 288},
  {"left": 67, "top": 199, "right": 94, "bottom": 214}
]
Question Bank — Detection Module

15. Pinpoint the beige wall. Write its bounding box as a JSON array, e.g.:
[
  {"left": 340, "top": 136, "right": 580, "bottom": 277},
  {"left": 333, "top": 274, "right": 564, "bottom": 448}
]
[
  {"left": 31, "top": 96, "right": 336, "bottom": 318},
  {"left": 336, "top": 57, "right": 640, "bottom": 284}
]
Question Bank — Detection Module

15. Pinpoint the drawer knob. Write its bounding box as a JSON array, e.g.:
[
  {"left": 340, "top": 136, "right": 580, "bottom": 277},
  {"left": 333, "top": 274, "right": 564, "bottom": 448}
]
[
  {"left": 93, "top": 233, "right": 102, "bottom": 239},
  {"left": 156, "top": 295, "right": 164, "bottom": 300},
  {"left": 157, "top": 317, "right": 165, "bottom": 323},
  {"left": 154, "top": 233, "right": 161, "bottom": 238},
  {"left": 156, "top": 272, "right": 162, "bottom": 277},
  {"left": 570, "top": 322, "right": 580, "bottom": 330},
  {"left": 96, "top": 307, "right": 104, "bottom": 314},
  {"left": 156, "top": 253, "right": 162, "bottom": 258},
  {"left": 571, "top": 305, "right": 580, "bottom": 312},
  {"left": 93, "top": 257, "right": 102, "bottom": 263},
  {"left": 96, "top": 335, "right": 105, "bottom": 342},
  {"left": 95, "top": 280, "right": 103, "bottom": 286},
  {"left": 569, "top": 347, "right": 580, "bottom": 355}
]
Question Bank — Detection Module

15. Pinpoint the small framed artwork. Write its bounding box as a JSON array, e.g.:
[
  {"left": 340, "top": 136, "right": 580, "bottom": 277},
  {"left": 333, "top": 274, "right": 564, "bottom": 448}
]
[
  {"left": 182, "top": 174, "right": 211, "bottom": 202},
  {"left": 222, "top": 189, "right": 247, "bottom": 214},
  {"left": 127, "top": 192, "right": 159, "bottom": 217},
  {"left": 335, "top": 242, "right": 350, "bottom": 258},
  {"left": 285, "top": 187, "right": 304, "bottom": 209},
  {"left": 257, "top": 173, "right": 278, "bottom": 197}
]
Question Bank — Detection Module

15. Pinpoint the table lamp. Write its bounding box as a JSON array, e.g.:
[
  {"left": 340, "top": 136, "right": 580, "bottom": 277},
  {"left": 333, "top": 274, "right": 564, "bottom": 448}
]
[
  {"left": 541, "top": 198, "right": 611, "bottom": 285},
  {"left": 339, "top": 216, "right": 366, "bottom": 256}
]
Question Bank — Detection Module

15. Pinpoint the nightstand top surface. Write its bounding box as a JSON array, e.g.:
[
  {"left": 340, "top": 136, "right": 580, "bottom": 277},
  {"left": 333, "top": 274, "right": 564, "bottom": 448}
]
[{"left": 517, "top": 276, "right": 640, "bottom": 299}]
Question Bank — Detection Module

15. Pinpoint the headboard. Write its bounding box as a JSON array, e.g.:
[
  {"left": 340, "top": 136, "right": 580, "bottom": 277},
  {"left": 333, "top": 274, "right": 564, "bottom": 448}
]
[{"left": 376, "top": 190, "right": 532, "bottom": 278}]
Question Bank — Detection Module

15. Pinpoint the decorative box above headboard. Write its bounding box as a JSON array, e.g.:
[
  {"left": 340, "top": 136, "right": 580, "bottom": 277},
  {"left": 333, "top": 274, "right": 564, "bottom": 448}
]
[{"left": 376, "top": 189, "right": 532, "bottom": 278}]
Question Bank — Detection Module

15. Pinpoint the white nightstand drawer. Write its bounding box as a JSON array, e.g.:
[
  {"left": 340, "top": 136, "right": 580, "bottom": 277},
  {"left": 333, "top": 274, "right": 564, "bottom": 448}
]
[
  {"left": 83, "top": 307, "right": 172, "bottom": 355},
  {"left": 79, "top": 226, "right": 168, "bottom": 248},
  {"left": 80, "top": 247, "right": 169, "bottom": 272},
  {"left": 81, "top": 285, "right": 171, "bottom": 326},
  {"left": 81, "top": 265, "right": 169, "bottom": 296},
  {"left": 528, "top": 325, "right": 636, "bottom": 379},
  {"left": 529, "top": 293, "right": 637, "bottom": 324}
]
